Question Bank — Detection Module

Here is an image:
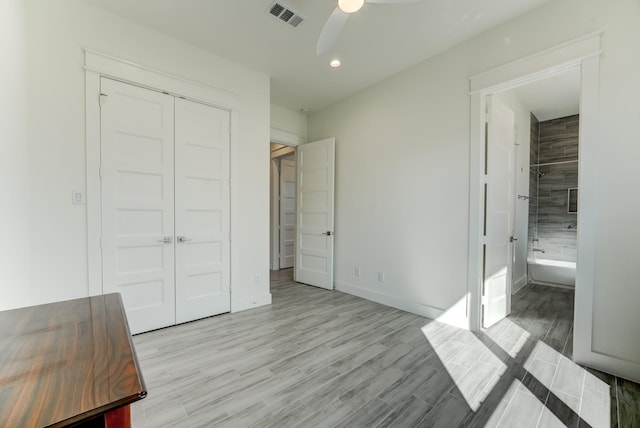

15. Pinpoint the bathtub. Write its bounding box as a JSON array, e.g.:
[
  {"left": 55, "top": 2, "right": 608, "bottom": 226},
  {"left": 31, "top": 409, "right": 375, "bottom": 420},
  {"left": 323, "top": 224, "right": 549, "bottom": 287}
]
[{"left": 527, "top": 258, "right": 576, "bottom": 288}]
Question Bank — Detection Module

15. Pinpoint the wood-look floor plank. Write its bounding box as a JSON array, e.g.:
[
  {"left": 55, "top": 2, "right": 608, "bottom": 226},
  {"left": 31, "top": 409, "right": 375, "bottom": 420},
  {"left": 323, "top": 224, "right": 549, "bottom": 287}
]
[{"left": 130, "top": 272, "right": 638, "bottom": 428}]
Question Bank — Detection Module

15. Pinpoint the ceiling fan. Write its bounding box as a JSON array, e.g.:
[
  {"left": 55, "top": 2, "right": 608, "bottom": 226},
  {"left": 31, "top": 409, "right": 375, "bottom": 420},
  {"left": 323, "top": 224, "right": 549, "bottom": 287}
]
[{"left": 317, "top": 0, "right": 419, "bottom": 55}]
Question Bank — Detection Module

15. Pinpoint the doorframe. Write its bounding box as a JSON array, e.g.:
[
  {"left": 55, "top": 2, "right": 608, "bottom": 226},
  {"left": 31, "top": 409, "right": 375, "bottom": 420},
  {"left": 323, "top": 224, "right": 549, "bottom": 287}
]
[
  {"left": 467, "top": 33, "right": 601, "bottom": 337},
  {"left": 84, "top": 49, "right": 239, "bottom": 297}
]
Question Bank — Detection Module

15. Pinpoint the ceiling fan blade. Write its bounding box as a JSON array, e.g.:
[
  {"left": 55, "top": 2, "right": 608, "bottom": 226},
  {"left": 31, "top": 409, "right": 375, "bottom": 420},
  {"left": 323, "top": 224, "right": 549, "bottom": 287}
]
[
  {"left": 364, "top": 0, "right": 419, "bottom": 3},
  {"left": 316, "top": 7, "right": 350, "bottom": 56}
]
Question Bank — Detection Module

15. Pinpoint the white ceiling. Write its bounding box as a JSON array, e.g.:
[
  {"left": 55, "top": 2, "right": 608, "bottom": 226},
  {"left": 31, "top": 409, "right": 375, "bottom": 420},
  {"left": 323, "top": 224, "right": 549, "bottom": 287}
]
[
  {"left": 84, "top": 0, "right": 552, "bottom": 113},
  {"left": 508, "top": 68, "right": 580, "bottom": 121}
]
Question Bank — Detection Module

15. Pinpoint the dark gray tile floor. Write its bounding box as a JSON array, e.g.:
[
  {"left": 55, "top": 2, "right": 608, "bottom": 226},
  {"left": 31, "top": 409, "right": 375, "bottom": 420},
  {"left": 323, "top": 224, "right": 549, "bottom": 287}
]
[{"left": 130, "top": 269, "right": 640, "bottom": 427}]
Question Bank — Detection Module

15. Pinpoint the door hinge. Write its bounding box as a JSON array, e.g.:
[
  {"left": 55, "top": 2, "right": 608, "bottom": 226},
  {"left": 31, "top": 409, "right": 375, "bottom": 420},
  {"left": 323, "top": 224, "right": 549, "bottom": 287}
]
[{"left": 99, "top": 93, "right": 108, "bottom": 107}]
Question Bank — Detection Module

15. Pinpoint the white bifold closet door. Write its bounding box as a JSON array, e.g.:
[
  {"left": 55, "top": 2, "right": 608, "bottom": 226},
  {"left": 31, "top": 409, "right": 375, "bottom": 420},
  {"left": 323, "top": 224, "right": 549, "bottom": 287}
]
[
  {"left": 174, "top": 98, "right": 230, "bottom": 324},
  {"left": 100, "top": 77, "right": 230, "bottom": 334}
]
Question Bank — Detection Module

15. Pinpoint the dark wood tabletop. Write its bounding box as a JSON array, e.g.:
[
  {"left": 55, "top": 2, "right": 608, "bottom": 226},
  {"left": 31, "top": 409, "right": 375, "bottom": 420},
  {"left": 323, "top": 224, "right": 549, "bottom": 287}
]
[{"left": 0, "top": 293, "right": 147, "bottom": 427}]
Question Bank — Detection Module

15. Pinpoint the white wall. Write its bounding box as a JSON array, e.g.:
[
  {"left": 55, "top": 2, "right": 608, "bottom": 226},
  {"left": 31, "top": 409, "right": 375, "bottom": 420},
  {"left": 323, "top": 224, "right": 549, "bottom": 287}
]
[
  {"left": 0, "top": 0, "right": 271, "bottom": 312},
  {"left": 308, "top": 0, "right": 640, "bottom": 379},
  {"left": 494, "top": 92, "right": 531, "bottom": 294},
  {"left": 271, "top": 104, "right": 307, "bottom": 141},
  {"left": 0, "top": 0, "right": 31, "bottom": 310}
]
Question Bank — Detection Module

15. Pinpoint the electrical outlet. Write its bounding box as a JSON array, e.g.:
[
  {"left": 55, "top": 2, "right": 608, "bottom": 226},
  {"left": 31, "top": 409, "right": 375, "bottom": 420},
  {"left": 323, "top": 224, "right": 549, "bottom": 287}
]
[
  {"left": 354, "top": 267, "right": 360, "bottom": 278},
  {"left": 255, "top": 274, "right": 261, "bottom": 284},
  {"left": 72, "top": 190, "right": 84, "bottom": 205},
  {"left": 378, "top": 272, "right": 385, "bottom": 283}
]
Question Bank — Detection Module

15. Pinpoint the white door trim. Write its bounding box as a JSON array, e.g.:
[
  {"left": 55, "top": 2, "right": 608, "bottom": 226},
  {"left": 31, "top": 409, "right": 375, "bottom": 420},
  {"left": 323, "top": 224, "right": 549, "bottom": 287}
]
[
  {"left": 468, "top": 33, "right": 601, "bottom": 336},
  {"left": 271, "top": 127, "right": 305, "bottom": 146},
  {"left": 85, "top": 50, "right": 239, "bottom": 298}
]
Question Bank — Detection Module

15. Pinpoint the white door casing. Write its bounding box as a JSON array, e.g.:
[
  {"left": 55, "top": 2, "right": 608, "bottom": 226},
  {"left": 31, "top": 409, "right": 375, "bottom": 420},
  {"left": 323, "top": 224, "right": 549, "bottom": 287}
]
[
  {"left": 279, "top": 157, "right": 296, "bottom": 269},
  {"left": 174, "top": 98, "right": 231, "bottom": 323},
  {"left": 295, "top": 138, "right": 335, "bottom": 290},
  {"left": 483, "top": 95, "right": 516, "bottom": 329},
  {"left": 100, "top": 77, "right": 176, "bottom": 334}
]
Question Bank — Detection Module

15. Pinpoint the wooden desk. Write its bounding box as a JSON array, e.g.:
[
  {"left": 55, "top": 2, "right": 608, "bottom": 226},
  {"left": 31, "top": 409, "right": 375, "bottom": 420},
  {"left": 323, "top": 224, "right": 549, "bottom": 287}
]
[{"left": 0, "top": 293, "right": 147, "bottom": 427}]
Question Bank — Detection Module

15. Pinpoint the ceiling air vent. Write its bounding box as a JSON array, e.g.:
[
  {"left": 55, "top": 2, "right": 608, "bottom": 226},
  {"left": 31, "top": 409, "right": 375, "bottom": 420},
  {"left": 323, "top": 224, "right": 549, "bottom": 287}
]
[{"left": 267, "top": 1, "right": 304, "bottom": 28}]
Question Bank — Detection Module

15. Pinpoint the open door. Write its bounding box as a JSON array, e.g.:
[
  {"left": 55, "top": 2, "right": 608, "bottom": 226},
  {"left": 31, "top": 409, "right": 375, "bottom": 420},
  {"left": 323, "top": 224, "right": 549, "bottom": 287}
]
[
  {"left": 295, "top": 138, "right": 335, "bottom": 290},
  {"left": 279, "top": 157, "right": 296, "bottom": 269},
  {"left": 483, "top": 96, "right": 516, "bottom": 328}
]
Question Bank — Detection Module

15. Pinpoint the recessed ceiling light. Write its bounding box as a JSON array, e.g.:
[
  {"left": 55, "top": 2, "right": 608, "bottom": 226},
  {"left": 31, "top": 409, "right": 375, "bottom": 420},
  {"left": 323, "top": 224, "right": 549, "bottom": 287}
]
[
  {"left": 329, "top": 59, "right": 341, "bottom": 68},
  {"left": 338, "top": 0, "right": 364, "bottom": 14}
]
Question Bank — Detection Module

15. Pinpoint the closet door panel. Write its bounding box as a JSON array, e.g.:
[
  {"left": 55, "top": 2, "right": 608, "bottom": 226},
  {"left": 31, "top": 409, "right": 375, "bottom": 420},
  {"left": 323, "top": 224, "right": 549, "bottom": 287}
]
[
  {"left": 174, "top": 98, "right": 231, "bottom": 323},
  {"left": 100, "top": 77, "right": 176, "bottom": 334}
]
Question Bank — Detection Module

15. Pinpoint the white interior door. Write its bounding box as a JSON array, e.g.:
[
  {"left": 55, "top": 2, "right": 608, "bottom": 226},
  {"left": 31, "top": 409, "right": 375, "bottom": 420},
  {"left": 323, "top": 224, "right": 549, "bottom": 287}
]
[
  {"left": 295, "top": 138, "right": 335, "bottom": 290},
  {"left": 279, "top": 156, "right": 296, "bottom": 269},
  {"left": 483, "top": 95, "right": 516, "bottom": 328},
  {"left": 174, "top": 98, "right": 231, "bottom": 324},
  {"left": 100, "top": 77, "right": 176, "bottom": 334}
]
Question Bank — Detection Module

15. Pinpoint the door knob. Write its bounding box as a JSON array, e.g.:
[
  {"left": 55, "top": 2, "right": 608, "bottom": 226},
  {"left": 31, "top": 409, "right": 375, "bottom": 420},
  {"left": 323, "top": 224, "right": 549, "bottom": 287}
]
[
  {"left": 177, "top": 236, "right": 192, "bottom": 243},
  {"left": 322, "top": 231, "right": 332, "bottom": 236},
  {"left": 510, "top": 236, "right": 518, "bottom": 242},
  {"left": 158, "top": 236, "right": 172, "bottom": 244}
]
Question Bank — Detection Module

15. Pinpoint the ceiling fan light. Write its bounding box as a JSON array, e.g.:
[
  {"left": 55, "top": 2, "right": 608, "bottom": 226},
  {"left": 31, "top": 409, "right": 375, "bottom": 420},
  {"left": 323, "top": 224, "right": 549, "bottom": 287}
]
[{"left": 338, "top": 0, "right": 364, "bottom": 14}]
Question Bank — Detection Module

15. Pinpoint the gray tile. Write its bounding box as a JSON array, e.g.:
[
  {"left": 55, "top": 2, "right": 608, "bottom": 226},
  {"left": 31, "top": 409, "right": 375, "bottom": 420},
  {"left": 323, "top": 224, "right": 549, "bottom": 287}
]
[
  {"left": 416, "top": 394, "right": 470, "bottom": 428},
  {"left": 339, "top": 365, "right": 404, "bottom": 409},
  {"left": 249, "top": 399, "right": 313, "bottom": 428},
  {"left": 380, "top": 363, "right": 446, "bottom": 407},
  {"left": 297, "top": 397, "right": 354, "bottom": 428},
  {"left": 497, "top": 384, "right": 544, "bottom": 428},
  {"left": 544, "top": 389, "right": 581, "bottom": 428},
  {"left": 537, "top": 405, "right": 571, "bottom": 428},
  {"left": 579, "top": 374, "right": 611, "bottom": 428},
  {"left": 457, "top": 395, "right": 509, "bottom": 428},
  {"left": 361, "top": 342, "right": 413, "bottom": 372},
  {"left": 375, "top": 395, "right": 433, "bottom": 428},
  {"left": 334, "top": 398, "right": 392, "bottom": 428},
  {"left": 550, "top": 356, "right": 585, "bottom": 400},
  {"left": 524, "top": 356, "right": 557, "bottom": 389},
  {"left": 302, "top": 365, "right": 375, "bottom": 411},
  {"left": 617, "top": 379, "right": 640, "bottom": 428}
]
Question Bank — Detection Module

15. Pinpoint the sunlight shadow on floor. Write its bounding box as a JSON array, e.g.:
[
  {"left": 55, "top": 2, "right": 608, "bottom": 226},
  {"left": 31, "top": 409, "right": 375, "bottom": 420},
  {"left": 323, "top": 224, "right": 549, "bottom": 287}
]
[{"left": 421, "top": 317, "right": 610, "bottom": 427}]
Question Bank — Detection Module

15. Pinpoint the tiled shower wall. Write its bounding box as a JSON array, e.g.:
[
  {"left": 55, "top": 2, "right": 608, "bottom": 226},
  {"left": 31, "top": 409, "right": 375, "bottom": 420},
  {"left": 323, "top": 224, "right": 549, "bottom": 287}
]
[
  {"left": 528, "top": 114, "right": 579, "bottom": 262},
  {"left": 528, "top": 114, "right": 539, "bottom": 242}
]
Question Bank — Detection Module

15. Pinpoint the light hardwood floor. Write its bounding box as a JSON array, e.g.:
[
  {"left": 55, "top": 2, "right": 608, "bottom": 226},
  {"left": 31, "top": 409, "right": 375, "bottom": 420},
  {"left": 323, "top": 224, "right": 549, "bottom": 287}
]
[{"left": 131, "top": 269, "right": 639, "bottom": 427}]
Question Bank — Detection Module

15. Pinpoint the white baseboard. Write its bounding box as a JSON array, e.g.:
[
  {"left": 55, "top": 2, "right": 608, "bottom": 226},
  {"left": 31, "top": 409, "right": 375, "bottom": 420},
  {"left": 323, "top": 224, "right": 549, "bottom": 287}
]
[
  {"left": 232, "top": 292, "right": 272, "bottom": 313},
  {"left": 512, "top": 275, "right": 528, "bottom": 295},
  {"left": 335, "top": 281, "right": 469, "bottom": 330}
]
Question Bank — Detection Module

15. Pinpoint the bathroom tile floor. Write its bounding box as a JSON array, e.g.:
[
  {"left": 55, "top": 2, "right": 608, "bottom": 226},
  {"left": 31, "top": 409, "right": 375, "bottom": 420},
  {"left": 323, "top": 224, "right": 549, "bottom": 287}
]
[{"left": 130, "top": 270, "right": 640, "bottom": 427}]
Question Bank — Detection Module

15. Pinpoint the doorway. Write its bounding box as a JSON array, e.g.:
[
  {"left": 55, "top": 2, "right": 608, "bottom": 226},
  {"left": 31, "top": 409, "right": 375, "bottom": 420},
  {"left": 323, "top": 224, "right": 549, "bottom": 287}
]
[
  {"left": 481, "top": 69, "right": 581, "bottom": 329},
  {"left": 467, "top": 34, "right": 601, "bottom": 356}
]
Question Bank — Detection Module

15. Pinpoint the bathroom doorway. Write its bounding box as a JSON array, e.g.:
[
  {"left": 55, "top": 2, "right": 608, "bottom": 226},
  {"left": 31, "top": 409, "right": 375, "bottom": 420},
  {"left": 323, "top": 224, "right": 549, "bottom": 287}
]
[
  {"left": 466, "top": 34, "right": 602, "bottom": 341},
  {"left": 480, "top": 68, "right": 581, "bottom": 329}
]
